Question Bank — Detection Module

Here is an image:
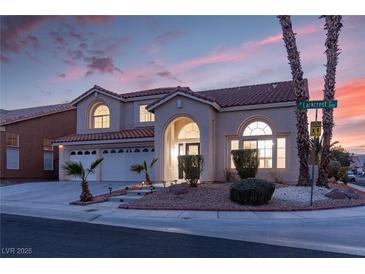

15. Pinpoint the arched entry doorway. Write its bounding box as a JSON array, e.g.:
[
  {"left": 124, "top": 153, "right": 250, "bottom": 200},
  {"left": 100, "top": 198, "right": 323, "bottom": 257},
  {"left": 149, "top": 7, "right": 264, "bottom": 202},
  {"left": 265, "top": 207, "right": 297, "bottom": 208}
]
[{"left": 164, "top": 116, "right": 200, "bottom": 181}]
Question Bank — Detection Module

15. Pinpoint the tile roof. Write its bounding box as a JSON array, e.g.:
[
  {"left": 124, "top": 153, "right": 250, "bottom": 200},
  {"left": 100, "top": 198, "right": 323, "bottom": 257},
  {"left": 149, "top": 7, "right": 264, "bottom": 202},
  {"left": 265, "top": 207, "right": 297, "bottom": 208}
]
[
  {"left": 76, "top": 80, "right": 302, "bottom": 109},
  {"left": 121, "top": 87, "right": 186, "bottom": 99},
  {"left": 197, "top": 80, "right": 301, "bottom": 108},
  {"left": 0, "top": 103, "right": 75, "bottom": 126},
  {"left": 55, "top": 127, "right": 154, "bottom": 143},
  {"left": 147, "top": 80, "right": 301, "bottom": 110}
]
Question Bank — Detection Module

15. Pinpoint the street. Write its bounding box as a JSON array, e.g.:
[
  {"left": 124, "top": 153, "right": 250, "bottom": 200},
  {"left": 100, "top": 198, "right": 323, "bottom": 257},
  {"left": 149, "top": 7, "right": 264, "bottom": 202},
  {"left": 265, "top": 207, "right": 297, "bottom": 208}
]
[{"left": 0, "top": 214, "right": 357, "bottom": 258}]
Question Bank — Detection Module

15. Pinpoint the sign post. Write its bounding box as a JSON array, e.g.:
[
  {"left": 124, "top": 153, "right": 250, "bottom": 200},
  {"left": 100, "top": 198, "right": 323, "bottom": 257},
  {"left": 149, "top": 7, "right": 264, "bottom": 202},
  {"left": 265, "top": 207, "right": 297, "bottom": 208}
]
[{"left": 298, "top": 100, "right": 337, "bottom": 206}]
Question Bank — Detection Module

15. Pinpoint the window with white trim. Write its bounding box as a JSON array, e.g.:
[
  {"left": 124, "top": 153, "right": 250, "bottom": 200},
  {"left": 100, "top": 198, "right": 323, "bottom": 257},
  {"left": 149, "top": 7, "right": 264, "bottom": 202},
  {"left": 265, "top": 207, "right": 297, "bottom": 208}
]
[
  {"left": 92, "top": 104, "right": 110, "bottom": 128},
  {"left": 277, "top": 137, "right": 286, "bottom": 168},
  {"left": 139, "top": 104, "right": 155, "bottom": 122},
  {"left": 229, "top": 120, "right": 277, "bottom": 169},
  {"left": 44, "top": 151, "right": 54, "bottom": 171},
  {"left": 6, "top": 133, "right": 19, "bottom": 170}
]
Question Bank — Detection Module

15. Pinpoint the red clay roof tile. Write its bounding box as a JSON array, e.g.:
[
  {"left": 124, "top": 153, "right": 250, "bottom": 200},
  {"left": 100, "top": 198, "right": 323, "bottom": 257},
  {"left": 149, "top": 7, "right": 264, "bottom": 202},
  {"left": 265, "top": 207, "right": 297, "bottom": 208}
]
[{"left": 55, "top": 127, "right": 154, "bottom": 143}]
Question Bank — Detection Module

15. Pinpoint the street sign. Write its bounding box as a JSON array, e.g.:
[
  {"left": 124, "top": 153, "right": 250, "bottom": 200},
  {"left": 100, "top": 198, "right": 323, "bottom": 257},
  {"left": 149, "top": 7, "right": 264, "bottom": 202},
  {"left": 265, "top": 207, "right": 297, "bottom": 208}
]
[
  {"left": 310, "top": 121, "right": 321, "bottom": 137},
  {"left": 298, "top": 100, "right": 337, "bottom": 109}
]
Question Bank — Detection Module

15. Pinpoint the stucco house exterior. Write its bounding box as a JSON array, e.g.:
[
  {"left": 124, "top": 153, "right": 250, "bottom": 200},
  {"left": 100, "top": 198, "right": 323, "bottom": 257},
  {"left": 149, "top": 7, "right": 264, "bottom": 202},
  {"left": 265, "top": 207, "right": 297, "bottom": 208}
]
[
  {"left": 0, "top": 104, "right": 76, "bottom": 182},
  {"left": 54, "top": 80, "right": 307, "bottom": 184}
]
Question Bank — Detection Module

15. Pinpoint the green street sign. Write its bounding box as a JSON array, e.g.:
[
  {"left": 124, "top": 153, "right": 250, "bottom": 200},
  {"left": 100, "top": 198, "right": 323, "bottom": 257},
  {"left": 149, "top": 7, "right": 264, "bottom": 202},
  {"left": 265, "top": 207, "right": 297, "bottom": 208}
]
[{"left": 298, "top": 100, "right": 337, "bottom": 109}]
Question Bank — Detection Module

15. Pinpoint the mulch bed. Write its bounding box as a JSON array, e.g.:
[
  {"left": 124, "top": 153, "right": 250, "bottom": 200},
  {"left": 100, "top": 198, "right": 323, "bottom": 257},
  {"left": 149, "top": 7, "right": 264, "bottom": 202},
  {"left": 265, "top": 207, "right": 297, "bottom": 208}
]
[
  {"left": 70, "top": 189, "right": 127, "bottom": 206},
  {"left": 119, "top": 182, "right": 365, "bottom": 211}
]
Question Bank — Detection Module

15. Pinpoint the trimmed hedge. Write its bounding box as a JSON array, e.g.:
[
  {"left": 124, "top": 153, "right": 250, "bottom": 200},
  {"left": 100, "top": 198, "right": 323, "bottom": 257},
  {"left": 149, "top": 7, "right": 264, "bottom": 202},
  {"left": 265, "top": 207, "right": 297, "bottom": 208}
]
[
  {"left": 178, "top": 155, "right": 204, "bottom": 187},
  {"left": 231, "top": 149, "right": 259, "bottom": 179},
  {"left": 230, "top": 178, "right": 275, "bottom": 205}
]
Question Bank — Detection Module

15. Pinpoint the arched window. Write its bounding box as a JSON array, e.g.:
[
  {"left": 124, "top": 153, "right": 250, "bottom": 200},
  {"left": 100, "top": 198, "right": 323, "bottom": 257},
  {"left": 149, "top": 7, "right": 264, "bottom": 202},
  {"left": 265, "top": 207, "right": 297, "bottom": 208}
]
[
  {"left": 178, "top": 122, "right": 200, "bottom": 139},
  {"left": 229, "top": 119, "right": 286, "bottom": 170},
  {"left": 243, "top": 121, "right": 272, "bottom": 136},
  {"left": 92, "top": 104, "right": 110, "bottom": 129}
]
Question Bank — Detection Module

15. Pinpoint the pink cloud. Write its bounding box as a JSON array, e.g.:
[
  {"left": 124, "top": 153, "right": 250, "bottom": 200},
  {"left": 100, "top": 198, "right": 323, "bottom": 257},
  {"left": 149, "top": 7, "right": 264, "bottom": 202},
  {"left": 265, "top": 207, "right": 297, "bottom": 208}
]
[{"left": 145, "top": 31, "right": 184, "bottom": 54}]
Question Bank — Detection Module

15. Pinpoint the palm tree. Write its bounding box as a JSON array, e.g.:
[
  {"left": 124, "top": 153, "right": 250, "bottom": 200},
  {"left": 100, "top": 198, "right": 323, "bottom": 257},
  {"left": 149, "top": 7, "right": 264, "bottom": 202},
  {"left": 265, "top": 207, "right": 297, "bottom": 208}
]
[
  {"left": 309, "top": 137, "right": 339, "bottom": 165},
  {"left": 130, "top": 158, "right": 158, "bottom": 185},
  {"left": 317, "top": 16, "right": 343, "bottom": 187},
  {"left": 63, "top": 158, "right": 103, "bottom": 202},
  {"left": 278, "top": 15, "right": 310, "bottom": 186}
]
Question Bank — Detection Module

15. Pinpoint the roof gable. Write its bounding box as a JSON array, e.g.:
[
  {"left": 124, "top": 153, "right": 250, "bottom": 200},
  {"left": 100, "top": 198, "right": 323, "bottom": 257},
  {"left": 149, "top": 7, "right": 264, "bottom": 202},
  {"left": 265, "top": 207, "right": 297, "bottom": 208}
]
[
  {"left": 71, "top": 85, "right": 125, "bottom": 106},
  {"left": 147, "top": 86, "right": 221, "bottom": 112}
]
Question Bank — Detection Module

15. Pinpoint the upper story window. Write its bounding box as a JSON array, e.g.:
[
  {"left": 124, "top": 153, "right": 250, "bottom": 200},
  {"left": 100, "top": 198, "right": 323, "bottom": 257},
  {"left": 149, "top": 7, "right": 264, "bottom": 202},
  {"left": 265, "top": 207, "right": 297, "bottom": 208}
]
[
  {"left": 92, "top": 104, "right": 110, "bottom": 129},
  {"left": 6, "top": 133, "right": 19, "bottom": 147},
  {"left": 139, "top": 104, "right": 155, "bottom": 123},
  {"left": 43, "top": 139, "right": 53, "bottom": 151},
  {"left": 6, "top": 133, "right": 19, "bottom": 170}
]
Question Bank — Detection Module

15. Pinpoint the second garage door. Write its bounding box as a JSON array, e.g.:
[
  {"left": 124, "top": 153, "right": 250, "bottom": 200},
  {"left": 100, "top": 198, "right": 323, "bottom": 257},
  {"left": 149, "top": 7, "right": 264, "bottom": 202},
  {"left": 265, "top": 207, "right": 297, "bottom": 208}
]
[{"left": 101, "top": 147, "right": 155, "bottom": 181}]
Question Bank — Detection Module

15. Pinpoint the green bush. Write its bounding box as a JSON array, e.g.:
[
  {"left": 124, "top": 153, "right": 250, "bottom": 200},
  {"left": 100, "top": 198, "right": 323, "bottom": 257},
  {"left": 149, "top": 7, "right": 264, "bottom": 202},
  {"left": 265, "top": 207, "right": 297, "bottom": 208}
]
[
  {"left": 328, "top": 160, "right": 341, "bottom": 179},
  {"left": 231, "top": 149, "right": 259, "bottom": 179},
  {"left": 230, "top": 178, "right": 275, "bottom": 206},
  {"left": 338, "top": 166, "right": 348, "bottom": 183},
  {"left": 178, "top": 155, "right": 204, "bottom": 187}
]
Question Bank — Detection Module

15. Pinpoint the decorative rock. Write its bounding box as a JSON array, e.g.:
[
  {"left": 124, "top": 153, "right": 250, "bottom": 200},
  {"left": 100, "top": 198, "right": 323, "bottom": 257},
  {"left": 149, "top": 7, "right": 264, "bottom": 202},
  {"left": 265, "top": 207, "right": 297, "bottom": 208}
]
[
  {"left": 343, "top": 188, "right": 360, "bottom": 199},
  {"left": 325, "top": 189, "right": 348, "bottom": 199},
  {"left": 168, "top": 183, "right": 190, "bottom": 195}
]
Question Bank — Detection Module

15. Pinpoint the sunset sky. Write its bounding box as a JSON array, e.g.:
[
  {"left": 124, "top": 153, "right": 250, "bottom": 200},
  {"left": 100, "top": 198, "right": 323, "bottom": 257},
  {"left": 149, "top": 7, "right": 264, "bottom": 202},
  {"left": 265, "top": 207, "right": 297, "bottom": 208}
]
[{"left": 1, "top": 15, "right": 364, "bottom": 153}]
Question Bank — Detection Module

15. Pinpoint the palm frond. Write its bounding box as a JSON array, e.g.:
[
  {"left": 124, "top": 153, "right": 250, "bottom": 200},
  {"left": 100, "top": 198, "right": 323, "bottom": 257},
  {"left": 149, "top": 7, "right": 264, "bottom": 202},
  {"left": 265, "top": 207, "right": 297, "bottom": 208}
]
[
  {"left": 62, "top": 161, "right": 84, "bottom": 177},
  {"left": 90, "top": 158, "right": 104, "bottom": 171},
  {"left": 143, "top": 160, "right": 147, "bottom": 171},
  {"left": 130, "top": 164, "right": 144, "bottom": 173},
  {"left": 150, "top": 158, "right": 158, "bottom": 168}
]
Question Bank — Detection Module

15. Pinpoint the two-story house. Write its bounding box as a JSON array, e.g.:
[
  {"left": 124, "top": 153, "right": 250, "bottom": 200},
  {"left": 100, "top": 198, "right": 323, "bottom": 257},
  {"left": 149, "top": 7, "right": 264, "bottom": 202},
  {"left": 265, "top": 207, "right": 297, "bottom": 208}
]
[{"left": 54, "top": 80, "right": 306, "bottom": 183}]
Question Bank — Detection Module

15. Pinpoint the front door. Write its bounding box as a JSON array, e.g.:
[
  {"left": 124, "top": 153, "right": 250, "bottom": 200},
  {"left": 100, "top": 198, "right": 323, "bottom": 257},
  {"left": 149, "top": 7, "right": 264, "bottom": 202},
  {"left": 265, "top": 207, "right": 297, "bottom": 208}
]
[{"left": 178, "top": 143, "right": 200, "bottom": 179}]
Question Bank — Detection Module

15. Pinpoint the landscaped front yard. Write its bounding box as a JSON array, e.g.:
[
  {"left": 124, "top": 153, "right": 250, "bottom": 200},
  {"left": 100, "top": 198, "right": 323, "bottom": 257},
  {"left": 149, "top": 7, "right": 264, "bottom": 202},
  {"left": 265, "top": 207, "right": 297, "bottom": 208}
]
[{"left": 120, "top": 182, "right": 365, "bottom": 211}]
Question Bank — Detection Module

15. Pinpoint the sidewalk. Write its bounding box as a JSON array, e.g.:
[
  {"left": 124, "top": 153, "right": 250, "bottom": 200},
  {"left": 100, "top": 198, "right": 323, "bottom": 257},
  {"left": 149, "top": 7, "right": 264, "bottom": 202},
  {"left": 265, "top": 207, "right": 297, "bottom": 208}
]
[{"left": 1, "top": 181, "right": 365, "bottom": 256}]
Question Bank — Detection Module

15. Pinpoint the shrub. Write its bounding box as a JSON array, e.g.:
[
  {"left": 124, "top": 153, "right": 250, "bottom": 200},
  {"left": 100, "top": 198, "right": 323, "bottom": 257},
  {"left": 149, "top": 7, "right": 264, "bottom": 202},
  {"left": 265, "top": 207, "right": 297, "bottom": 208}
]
[
  {"left": 231, "top": 149, "right": 259, "bottom": 179},
  {"left": 328, "top": 160, "right": 341, "bottom": 179},
  {"left": 338, "top": 166, "right": 348, "bottom": 183},
  {"left": 178, "top": 155, "right": 204, "bottom": 187},
  {"left": 230, "top": 178, "right": 275, "bottom": 206}
]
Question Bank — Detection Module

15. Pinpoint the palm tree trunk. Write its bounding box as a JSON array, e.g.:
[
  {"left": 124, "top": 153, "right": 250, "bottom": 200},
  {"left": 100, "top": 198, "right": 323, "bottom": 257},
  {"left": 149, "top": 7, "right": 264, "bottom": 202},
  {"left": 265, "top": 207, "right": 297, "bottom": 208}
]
[
  {"left": 317, "top": 16, "right": 343, "bottom": 187},
  {"left": 80, "top": 180, "right": 93, "bottom": 202},
  {"left": 278, "top": 15, "right": 310, "bottom": 186}
]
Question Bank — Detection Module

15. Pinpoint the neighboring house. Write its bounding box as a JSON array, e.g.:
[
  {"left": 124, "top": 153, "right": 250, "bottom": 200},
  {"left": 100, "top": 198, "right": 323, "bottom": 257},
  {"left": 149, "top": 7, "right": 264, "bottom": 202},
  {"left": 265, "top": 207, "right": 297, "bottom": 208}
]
[
  {"left": 54, "top": 80, "right": 306, "bottom": 183},
  {"left": 0, "top": 104, "right": 76, "bottom": 182}
]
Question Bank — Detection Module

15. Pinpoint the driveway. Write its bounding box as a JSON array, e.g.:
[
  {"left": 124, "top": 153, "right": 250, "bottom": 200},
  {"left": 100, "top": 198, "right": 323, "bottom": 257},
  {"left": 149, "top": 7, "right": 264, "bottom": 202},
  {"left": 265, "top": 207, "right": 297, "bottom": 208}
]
[{"left": 1, "top": 181, "right": 365, "bottom": 256}]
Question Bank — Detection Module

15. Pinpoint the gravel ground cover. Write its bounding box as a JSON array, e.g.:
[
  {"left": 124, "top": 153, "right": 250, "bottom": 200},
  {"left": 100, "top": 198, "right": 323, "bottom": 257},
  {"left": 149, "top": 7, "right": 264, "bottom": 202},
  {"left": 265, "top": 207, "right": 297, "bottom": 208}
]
[{"left": 120, "top": 182, "right": 365, "bottom": 211}]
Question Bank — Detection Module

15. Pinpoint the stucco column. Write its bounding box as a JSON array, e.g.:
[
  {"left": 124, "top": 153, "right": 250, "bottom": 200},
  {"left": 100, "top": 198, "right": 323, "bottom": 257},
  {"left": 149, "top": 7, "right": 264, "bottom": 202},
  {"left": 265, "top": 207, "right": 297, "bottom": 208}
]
[
  {"left": 95, "top": 148, "right": 102, "bottom": 182},
  {"left": 58, "top": 145, "right": 67, "bottom": 181},
  {"left": 154, "top": 118, "right": 163, "bottom": 182},
  {"left": 200, "top": 118, "right": 215, "bottom": 183}
]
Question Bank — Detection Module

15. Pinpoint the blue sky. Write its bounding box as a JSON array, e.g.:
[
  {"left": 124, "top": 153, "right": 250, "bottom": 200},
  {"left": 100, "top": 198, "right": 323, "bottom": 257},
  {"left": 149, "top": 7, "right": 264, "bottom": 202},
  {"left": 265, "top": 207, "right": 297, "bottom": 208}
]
[{"left": 1, "top": 16, "right": 364, "bottom": 152}]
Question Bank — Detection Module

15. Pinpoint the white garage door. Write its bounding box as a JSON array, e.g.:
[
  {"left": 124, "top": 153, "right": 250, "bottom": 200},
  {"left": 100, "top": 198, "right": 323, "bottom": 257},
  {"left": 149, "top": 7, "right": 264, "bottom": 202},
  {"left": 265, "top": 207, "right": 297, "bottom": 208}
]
[
  {"left": 69, "top": 150, "right": 97, "bottom": 181},
  {"left": 101, "top": 147, "right": 155, "bottom": 182}
]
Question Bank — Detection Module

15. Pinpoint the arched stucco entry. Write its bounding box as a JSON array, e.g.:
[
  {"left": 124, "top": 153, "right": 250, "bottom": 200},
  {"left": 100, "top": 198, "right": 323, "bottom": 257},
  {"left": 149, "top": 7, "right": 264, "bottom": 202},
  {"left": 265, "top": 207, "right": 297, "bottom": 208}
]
[{"left": 162, "top": 115, "right": 201, "bottom": 181}]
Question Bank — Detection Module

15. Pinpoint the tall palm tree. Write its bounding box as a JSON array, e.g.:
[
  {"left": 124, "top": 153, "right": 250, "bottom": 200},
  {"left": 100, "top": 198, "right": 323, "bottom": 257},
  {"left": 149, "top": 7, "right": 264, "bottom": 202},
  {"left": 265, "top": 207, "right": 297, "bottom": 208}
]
[
  {"left": 63, "top": 158, "right": 103, "bottom": 202},
  {"left": 278, "top": 15, "right": 310, "bottom": 186},
  {"left": 131, "top": 158, "right": 158, "bottom": 185},
  {"left": 317, "top": 16, "right": 343, "bottom": 187}
]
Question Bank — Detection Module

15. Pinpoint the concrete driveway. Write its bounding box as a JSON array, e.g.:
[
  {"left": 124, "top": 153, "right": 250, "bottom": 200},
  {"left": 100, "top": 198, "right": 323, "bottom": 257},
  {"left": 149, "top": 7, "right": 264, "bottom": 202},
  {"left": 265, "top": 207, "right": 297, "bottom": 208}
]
[{"left": 1, "top": 181, "right": 365, "bottom": 256}]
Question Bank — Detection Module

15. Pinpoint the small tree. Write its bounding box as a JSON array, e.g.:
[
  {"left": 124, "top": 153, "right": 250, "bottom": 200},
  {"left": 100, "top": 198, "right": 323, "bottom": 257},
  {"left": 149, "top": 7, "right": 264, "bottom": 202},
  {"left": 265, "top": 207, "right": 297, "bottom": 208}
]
[
  {"left": 330, "top": 145, "right": 352, "bottom": 167},
  {"left": 63, "top": 158, "right": 103, "bottom": 202},
  {"left": 130, "top": 158, "right": 158, "bottom": 185},
  {"left": 178, "top": 155, "right": 204, "bottom": 187},
  {"left": 231, "top": 149, "right": 259, "bottom": 179}
]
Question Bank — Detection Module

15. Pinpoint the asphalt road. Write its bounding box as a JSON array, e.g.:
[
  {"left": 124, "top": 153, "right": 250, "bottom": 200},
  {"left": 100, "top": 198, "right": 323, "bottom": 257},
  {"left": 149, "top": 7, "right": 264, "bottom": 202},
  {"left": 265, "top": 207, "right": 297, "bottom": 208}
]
[{"left": 0, "top": 214, "right": 357, "bottom": 258}]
